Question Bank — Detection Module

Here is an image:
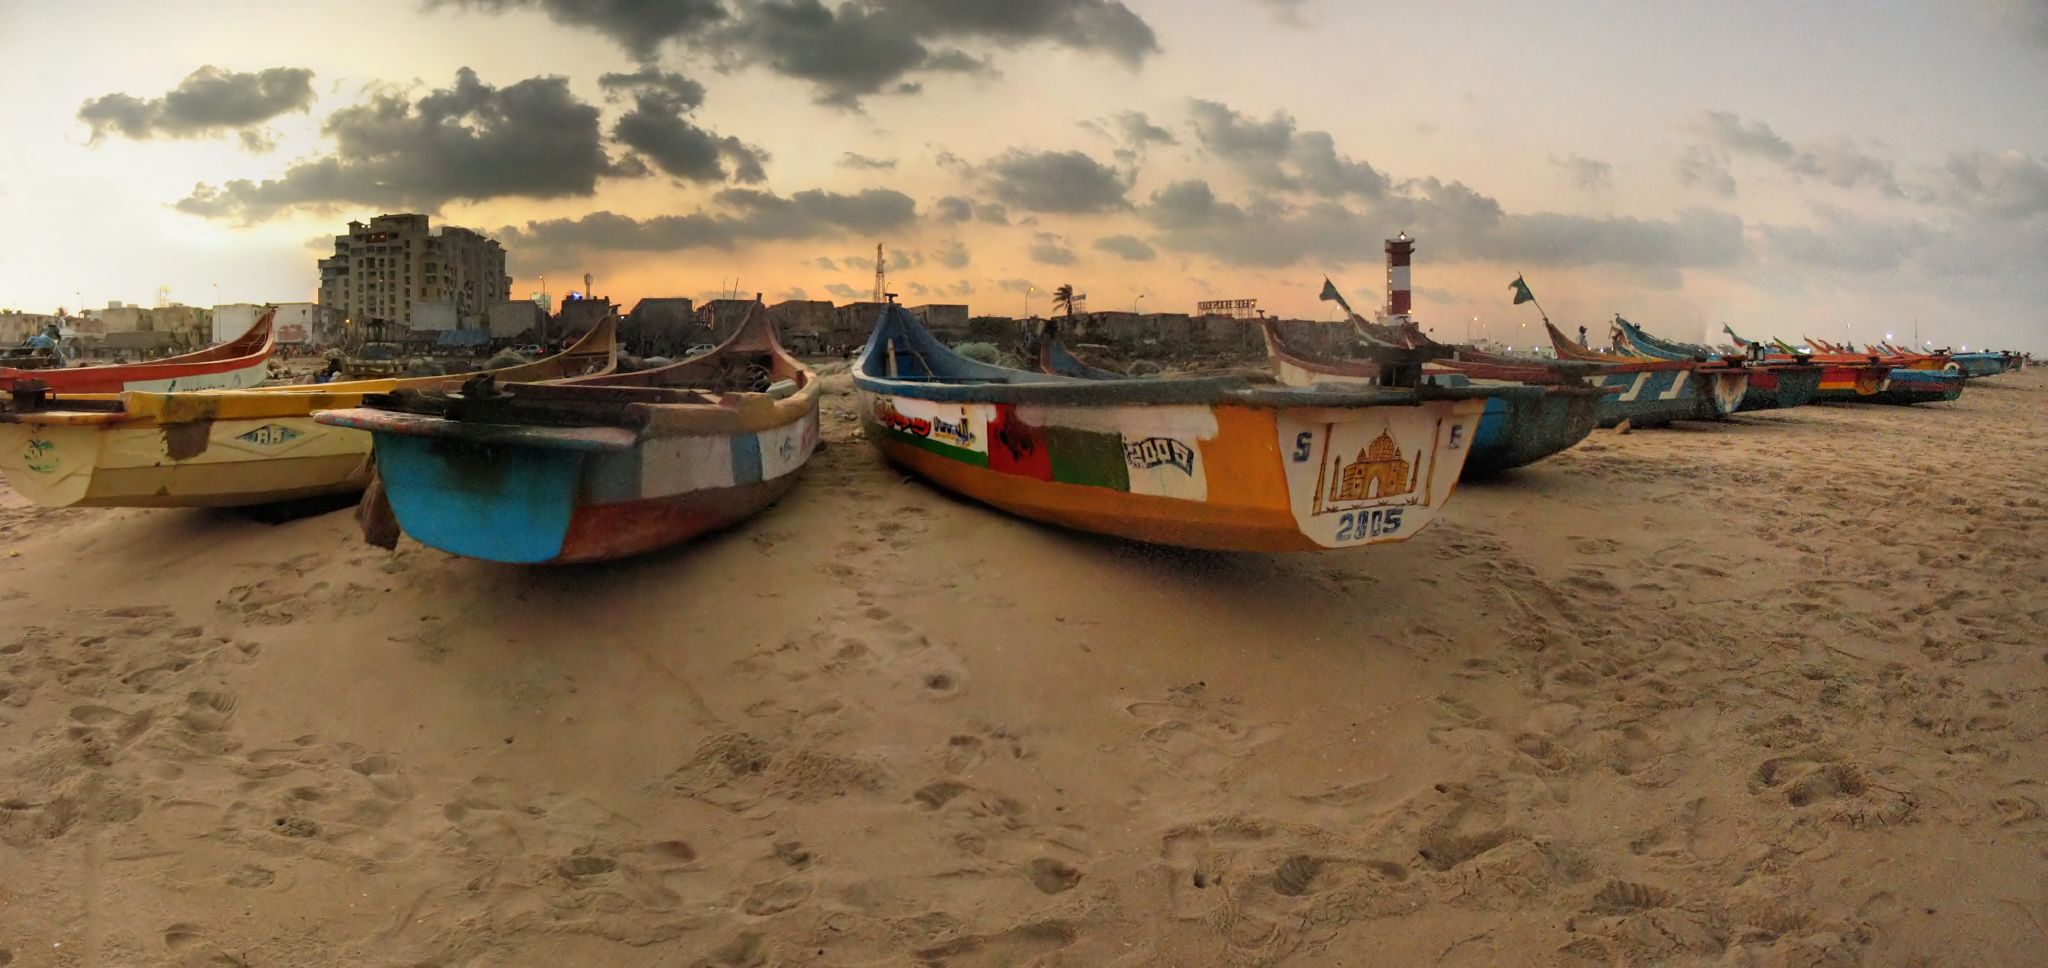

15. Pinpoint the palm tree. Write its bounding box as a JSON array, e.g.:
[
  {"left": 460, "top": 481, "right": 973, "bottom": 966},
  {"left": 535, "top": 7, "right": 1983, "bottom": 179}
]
[{"left": 1053, "top": 283, "right": 1077, "bottom": 318}]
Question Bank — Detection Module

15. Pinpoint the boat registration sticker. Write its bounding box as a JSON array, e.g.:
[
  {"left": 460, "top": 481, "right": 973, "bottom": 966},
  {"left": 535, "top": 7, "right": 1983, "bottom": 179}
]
[
  {"left": 1277, "top": 407, "right": 1467, "bottom": 548},
  {"left": 868, "top": 395, "right": 992, "bottom": 460},
  {"left": 235, "top": 424, "right": 303, "bottom": 447},
  {"left": 1121, "top": 435, "right": 1207, "bottom": 501}
]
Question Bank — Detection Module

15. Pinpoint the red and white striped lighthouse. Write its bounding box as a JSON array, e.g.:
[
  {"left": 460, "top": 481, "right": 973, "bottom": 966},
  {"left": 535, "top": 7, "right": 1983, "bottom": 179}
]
[{"left": 1384, "top": 232, "right": 1414, "bottom": 320}]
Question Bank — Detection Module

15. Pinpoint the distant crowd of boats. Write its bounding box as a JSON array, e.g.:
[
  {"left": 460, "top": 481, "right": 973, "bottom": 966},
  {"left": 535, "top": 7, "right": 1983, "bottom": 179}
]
[{"left": 0, "top": 287, "right": 2025, "bottom": 564}]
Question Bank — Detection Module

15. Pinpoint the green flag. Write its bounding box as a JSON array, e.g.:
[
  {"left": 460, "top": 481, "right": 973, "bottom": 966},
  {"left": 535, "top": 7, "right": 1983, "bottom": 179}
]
[
  {"left": 1317, "top": 277, "right": 1354, "bottom": 316},
  {"left": 1509, "top": 275, "right": 1536, "bottom": 305}
]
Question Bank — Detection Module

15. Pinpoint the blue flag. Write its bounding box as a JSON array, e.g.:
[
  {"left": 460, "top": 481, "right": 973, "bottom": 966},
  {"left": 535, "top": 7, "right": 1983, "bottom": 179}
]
[{"left": 1509, "top": 276, "right": 1536, "bottom": 305}]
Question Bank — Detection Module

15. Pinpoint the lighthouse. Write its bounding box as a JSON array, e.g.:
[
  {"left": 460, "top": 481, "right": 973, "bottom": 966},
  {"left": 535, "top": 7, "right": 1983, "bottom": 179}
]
[{"left": 1384, "top": 232, "right": 1414, "bottom": 321}]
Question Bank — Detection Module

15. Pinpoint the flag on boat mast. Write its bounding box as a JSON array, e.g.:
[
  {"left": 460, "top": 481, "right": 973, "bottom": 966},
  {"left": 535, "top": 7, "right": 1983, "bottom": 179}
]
[
  {"left": 1318, "top": 277, "right": 1355, "bottom": 317},
  {"left": 1507, "top": 273, "right": 1550, "bottom": 327}
]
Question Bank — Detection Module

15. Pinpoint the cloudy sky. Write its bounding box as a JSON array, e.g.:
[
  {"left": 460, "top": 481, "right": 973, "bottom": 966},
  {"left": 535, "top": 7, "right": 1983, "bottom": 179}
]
[{"left": 3, "top": 0, "right": 2045, "bottom": 350}]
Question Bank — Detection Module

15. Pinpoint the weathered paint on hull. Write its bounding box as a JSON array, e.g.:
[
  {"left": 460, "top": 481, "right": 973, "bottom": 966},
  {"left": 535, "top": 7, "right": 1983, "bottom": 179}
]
[
  {"left": 1735, "top": 367, "right": 1822, "bottom": 412},
  {"left": 0, "top": 416, "right": 369, "bottom": 508},
  {"left": 1809, "top": 364, "right": 1890, "bottom": 402},
  {"left": 371, "top": 433, "right": 800, "bottom": 563},
  {"left": 858, "top": 392, "right": 1485, "bottom": 551},
  {"left": 117, "top": 358, "right": 272, "bottom": 394},
  {"left": 1589, "top": 369, "right": 1697, "bottom": 428},
  {"left": 1463, "top": 390, "right": 1601, "bottom": 475},
  {"left": 365, "top": 410, "right": 819, "bottom": 564},
  {"left": 1864, "top": 369, "right": 1964, "bottom": 405},
  {"left": 1689, "top": 369, "right": 1751, "bottom": 419}
]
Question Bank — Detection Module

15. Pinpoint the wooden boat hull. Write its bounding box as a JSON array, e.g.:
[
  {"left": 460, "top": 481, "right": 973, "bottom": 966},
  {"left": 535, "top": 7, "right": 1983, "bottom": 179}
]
[
  {"left": 1689, "top": 369, "right": 1751, "bottom": 419},
  {"left": 1865, "top": 368, "right": 1964, "bottom": 405},
  {"left": 1954, "top": 353, "right": 2007, "bottom": 379},
  {"left": 0, "top": 411, "right": 372, "bottom": 508},
  {"left": 315, "top": 308, "right": 817, "bottom": 564},
  {"left": 0, "top": 319, "right": 617, "bottom": 508},
  {"left": 1808, "top": 363, "right": 1890, "bottom": 401},
  {"left": 1460, "top": 389, "right": 1602, "bottom": 475},
  {"left": 857, "top": 389, "right": 1486, "bottom": 551},
  {"left": 1, "top": 311, "right": 275, "bottom": 394},
  {"left": 352, "top": 412, "right": 816, "bottom": 564},
  {"left": 1258, "top": 319, "right": 1600, "bottom": 476},
  {"left": 1733, "top": 365, "right": 1822, "bottom": 411},
  {"left": 1587, "top": 368, "right": 1698, "bottom": 428}
]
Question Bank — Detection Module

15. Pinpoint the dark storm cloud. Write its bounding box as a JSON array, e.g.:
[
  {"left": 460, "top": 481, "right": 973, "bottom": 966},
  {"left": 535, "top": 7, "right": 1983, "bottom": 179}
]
[
  {"left": 1028, "top": 232, "right": 1077, "bottom": 265},
  {"left": 1081, "top": 109, "right": 1176, "bottom": 163},
  {"left": 597, "top": 66, "right": 707, "bottom": 104},
  {"left": 1113, "top": 110, "right": 1175, "bottom": 146},
  {"left": 177, "top": 68, "right": 620, "bottom": 221},
  {"left": 1926, "top": 149, "right": 2048, "bottom": 218},
  {"left": 1187, "top": 99, "right": 1388, "bottom": 198},
  {"left": 1677, "top": 145, "right": 1737, "bottom": 197},
  {"left": 79, "top": 66, "right": 315, "bottom": 146},
  {"left": 439, "top": 0, "right": 1154, "bottom": 106},
  {"left": 1140, "top": 177, "right": 1744, "bottom": 271},
  {"left": 984, "top": 149, "right": 1130, "bottom": 213},
  {"left": 505, "top": 187, "right": 917, "bottom": 251},
  {"left": 1552, "top": 154, "right": 1614, "bottom": 191},
  {"left": 713, "top": 1, "right": 976, "bottom": 107},
  {"left": 934, "top": 196, "right": 974, "bottom": 222},
  {"left": 1093, "top": 234, "right": 1156, "bottom": 261},
  {"left": 839, "top": 152, "right": 898, "bottom": 170},
  {"left": 1758, "top": 206, "right": 1931, "bottom": 273},
  {"left": 604, "top": 70, "right": 767, "bottom": 183},
  {"left": 1694, "top": 111, "right": 1900, "bottom": 195},
  {"left": 432, "top": 0, "right": 729, "bottom": 60}
]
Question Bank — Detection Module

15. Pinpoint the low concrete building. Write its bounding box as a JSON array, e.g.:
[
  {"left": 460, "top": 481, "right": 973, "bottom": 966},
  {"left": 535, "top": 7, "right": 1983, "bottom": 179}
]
[
  {"left": 488, "top": 301, "right": 546, "bottom": 341},
  {"left": 412, "top": 299, "right": 459, "bottom": 332},
  {"left": 622, "top": 297, "right": 701, "bottom": 357},
  {"left": 907, "top": 304, "right": 969, "bottom": 337},
  {"left": 556, "top": 296, "right": 613, "bottom": 339},
  {"left": 95, "top": 303, "right": 150, "bottom": 334},
  {"left": 270, "top": 303, "right": 342, "bottom": 346},
  {"left": 212, "top": 304, "right": 265, "bottom": 343},
  {"left": 697, "top": 299, "right": 756, "bottom": 341}
]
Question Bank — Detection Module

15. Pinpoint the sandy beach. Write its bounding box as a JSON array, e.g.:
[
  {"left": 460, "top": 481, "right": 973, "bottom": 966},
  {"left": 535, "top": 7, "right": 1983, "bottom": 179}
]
[{"left": 2, "top": 371, "right": 2045, "bottom": 966}]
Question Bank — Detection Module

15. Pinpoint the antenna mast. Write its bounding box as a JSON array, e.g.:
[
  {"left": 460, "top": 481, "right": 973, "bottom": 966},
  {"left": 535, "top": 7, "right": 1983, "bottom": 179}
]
[{"left": 873, "top": 242, "right": 886, "bottom": 303}]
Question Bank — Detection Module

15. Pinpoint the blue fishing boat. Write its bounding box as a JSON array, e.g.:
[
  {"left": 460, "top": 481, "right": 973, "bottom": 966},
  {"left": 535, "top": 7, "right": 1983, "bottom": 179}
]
[
  {"left": 1251, "top": 321, "right": 1605, "bottom": 476},
  {"left": 1610, "top": 316, "right": 1821, "bottom": 412},
  {"left": 316, "top": 304, "right": 819, "bottom": 563},
  {"left": 1356, "top": 317, "right": 1710, "bottom": 430}
]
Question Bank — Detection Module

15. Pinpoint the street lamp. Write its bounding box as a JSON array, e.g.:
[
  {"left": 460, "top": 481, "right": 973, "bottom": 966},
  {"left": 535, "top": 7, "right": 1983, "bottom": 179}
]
[
  {"left": 1025, "top": 285, "right": 1036, "bottom": 317},
  {"left": 1134, "top": 293, "right": 1146, "bottom": 315}
]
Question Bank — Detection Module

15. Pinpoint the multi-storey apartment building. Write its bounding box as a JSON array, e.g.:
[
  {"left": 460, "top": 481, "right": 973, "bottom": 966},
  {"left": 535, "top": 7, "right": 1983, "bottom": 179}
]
[{"left": 316, "top": 214, "right": 510, "bottom": 331}]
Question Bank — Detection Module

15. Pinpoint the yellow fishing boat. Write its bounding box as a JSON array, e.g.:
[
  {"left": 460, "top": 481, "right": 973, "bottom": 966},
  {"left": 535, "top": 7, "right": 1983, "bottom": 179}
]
[{"left": 0, "top": 319, "right": 616, "bottom": 508}]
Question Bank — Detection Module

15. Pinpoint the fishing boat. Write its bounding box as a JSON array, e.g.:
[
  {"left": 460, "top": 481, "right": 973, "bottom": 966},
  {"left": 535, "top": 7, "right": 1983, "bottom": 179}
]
[
  {"left": 1609, "top": 317, "right": 1821, "bottom": 412},
  {"left": 314, "top": 305, "right": 818, "bottom": 564},
  {"left": 1547, "top": 321, "right": 1749, "bottom": 421},
  {"left": 1728, "top": 325, "right": 1960, "bottom": 405},
  {"left": 1253, "top": 322, "right": 1605, "bottom": 475},
  {"left": 856, "top": 302, "right": 1497, "bottom": 552},
  {"left": 0, "top": 318, "right": 616, "bottom": 508},
  {"left": 1723, "top": 325, "right": 1890, "bottom": 402},
  {"left": 1351, "top": 316, "right": 1704, "bottom": 430},
  {"left": 0, "top": 309, "right": 276, "bottom": 395}
]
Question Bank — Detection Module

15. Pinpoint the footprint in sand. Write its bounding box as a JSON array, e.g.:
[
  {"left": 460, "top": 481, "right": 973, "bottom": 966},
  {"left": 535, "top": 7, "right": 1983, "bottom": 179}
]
[{"left": 1124, "top": 683, "right": 1275, "bottom": 781}]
